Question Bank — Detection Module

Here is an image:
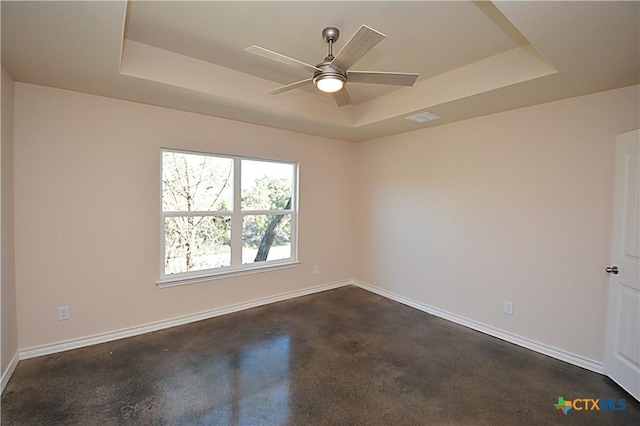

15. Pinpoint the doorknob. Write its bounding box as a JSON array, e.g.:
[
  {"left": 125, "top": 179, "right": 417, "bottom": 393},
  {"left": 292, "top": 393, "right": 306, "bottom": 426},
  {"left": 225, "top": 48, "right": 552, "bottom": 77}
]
[{"left": 605, "top": 265, "right": 619, "bottom": 275}]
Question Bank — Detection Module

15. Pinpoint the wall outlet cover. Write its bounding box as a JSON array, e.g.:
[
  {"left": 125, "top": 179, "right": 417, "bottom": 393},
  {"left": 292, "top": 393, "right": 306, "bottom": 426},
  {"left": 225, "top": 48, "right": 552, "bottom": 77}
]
[{"left": 58, "top": 306, "right": 70, "bottom": 321}]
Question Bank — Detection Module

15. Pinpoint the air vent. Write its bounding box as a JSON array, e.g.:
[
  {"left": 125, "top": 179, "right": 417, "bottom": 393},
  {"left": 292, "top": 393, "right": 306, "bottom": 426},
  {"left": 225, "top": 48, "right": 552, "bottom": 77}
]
[{"left": 405, "top": 111, "right": 442, "bottom": 123}]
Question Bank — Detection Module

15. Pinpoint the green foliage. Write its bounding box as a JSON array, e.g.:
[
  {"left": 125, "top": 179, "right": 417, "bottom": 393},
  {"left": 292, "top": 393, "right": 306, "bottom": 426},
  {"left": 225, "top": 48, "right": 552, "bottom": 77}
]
[
  {"left": 241, "top": 176, "right": 291, "bottom": 210},
  {"left": 243, "top": 214, "right": 291, "bottom": 249},
  {"left": 242, "top": 176, "right": 292, "bottom": 249}
]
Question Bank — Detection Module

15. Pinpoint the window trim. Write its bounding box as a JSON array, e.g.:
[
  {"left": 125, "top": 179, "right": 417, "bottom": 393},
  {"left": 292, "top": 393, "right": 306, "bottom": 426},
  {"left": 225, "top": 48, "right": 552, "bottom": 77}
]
[{"left": 158, "top": 148, "right": 299, "bottom": 286}]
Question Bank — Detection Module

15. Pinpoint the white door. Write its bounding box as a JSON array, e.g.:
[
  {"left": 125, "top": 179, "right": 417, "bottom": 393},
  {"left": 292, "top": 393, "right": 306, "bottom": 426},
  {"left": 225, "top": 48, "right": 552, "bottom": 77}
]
[{"left": 604, "top": 129, "right": 640, "bottom": 401}]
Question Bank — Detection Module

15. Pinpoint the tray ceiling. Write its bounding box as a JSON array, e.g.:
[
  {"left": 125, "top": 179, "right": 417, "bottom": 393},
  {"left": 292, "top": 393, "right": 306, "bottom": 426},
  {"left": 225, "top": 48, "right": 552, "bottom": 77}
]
[{"left": 2, "top": 1, "right": 638, "bottom": 142}]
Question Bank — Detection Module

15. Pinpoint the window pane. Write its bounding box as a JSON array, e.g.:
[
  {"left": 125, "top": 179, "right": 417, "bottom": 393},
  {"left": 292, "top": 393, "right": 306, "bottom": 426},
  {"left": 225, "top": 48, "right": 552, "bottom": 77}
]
[
  {"left": 162, "top": 151, "right": 233, "bottom": 212},
  {"left": 164, "top": 216, "right": 231, "bottom": 274},
  {"left": 242, "top": 214, "right": 291, "bottom": 264},
  {"left": 241, "top": 160, "right": 293, "bottom": 211}
]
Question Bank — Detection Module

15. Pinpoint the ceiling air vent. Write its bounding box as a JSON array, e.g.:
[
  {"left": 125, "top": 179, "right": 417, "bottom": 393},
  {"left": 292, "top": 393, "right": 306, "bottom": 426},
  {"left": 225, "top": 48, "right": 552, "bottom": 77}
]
[{"left": 405, "top": 111, "right": 442, "bottom": 123}]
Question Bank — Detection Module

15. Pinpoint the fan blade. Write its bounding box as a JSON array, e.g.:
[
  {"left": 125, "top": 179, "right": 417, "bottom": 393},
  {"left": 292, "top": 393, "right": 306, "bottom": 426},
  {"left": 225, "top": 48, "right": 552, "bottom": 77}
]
[
  {"left": 245, "top": 45, "right": 321, "bottom": 74},
  {"left": 347, "top": 71, "right": 418, "bottom": 86},
  {"left": 332, "top": 88, "right": 353, "bottom": 107},
  {"left": 331, "top": 25, "right": 385, "bottom": 71},
  {"left": 266, "top": 78, "right": 313, "bottom": 95}
]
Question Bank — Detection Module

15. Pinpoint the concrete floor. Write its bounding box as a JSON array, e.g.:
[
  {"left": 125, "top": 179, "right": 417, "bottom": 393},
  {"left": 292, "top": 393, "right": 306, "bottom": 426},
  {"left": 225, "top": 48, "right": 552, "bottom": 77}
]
[{"left": 2, "top": 286, "right": 639, "bottom": 425}]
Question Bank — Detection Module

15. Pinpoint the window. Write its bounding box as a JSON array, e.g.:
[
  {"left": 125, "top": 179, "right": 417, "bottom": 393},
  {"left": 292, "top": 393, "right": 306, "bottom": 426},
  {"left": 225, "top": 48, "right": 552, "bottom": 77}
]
[{"left": 160, "top": 149, "right": 297, "bottom": 283}]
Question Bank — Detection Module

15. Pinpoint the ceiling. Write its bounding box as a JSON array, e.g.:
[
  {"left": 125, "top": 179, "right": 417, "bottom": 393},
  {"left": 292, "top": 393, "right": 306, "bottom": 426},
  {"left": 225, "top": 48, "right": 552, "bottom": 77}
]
[{"left": 2, "top": 1, "right": 638, "bottom": 142}]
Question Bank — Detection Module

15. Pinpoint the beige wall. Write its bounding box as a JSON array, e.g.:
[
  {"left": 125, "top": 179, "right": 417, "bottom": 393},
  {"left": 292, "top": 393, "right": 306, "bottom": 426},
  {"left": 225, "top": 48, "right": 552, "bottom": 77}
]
[
  {"left": 13, "top": 83, "right": 355, "bottom": 349},
  {"left": 354, "top": 85, "right": 639, "bottom": 362},
  {"left": 10, "top": 80, "right": 639, "bottom": 366},
  {"left": 1, "top": 67, "right": 18, "bottom": 375}
]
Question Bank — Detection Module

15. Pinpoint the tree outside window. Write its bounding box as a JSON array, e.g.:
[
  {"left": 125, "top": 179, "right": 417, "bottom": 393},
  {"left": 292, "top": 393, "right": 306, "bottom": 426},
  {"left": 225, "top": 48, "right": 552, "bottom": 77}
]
[{"left": 161, "top": 150, "right": 297, "bottom": 281}]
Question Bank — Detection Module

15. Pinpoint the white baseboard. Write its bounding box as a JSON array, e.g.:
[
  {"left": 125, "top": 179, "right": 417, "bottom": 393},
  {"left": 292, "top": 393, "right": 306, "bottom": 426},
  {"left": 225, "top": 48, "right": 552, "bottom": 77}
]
[
  {"left": 352, "top": 280, "right": 604, "bottom": 374},
  {"left": 11, "top": 278, "right": 603, "bottom": 388},
  {"left": 1, "top": 351, "right": 19, "bottom": 394},
  {"left": 19, "top": 280, "right": 350, "bottom": 361}
]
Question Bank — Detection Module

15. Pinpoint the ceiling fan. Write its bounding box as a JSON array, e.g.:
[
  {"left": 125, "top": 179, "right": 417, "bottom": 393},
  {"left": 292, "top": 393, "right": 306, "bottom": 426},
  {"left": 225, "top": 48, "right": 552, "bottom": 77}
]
[{"left": 245, "top": 25, "right": 419, "bottom": 107}]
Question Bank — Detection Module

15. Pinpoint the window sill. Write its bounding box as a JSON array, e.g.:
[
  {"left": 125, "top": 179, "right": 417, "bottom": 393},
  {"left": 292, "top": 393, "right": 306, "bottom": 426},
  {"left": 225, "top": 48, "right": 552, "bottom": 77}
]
[{"left": 156, "top": 260, "right": 300, "bottom": 288}]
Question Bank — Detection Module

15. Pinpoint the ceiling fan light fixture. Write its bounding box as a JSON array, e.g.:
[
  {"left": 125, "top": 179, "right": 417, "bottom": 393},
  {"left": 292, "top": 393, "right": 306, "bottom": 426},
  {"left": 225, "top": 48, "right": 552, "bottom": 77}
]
[{"left": 314, "top": 74, "right": 345, "bottom": 93}]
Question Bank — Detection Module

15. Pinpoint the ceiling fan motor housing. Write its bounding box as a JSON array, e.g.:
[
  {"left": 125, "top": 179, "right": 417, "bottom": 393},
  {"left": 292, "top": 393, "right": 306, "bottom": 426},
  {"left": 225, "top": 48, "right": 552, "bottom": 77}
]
[{"left": 313, "top": 59, "right": 347, "bottom": 86}]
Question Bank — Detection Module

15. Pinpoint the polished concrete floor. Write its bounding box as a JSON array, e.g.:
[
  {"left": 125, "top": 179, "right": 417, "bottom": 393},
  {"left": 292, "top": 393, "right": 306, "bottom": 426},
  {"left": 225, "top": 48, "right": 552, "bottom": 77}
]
[{"left": 2, "top": 286, "right": 639, "bottom": 425}]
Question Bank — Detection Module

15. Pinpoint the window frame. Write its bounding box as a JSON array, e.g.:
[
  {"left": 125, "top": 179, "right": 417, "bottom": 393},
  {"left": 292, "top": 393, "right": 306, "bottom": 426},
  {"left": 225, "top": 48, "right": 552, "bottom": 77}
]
[{"left": 158, "top": 148, "right": 299, "bottom": 286}]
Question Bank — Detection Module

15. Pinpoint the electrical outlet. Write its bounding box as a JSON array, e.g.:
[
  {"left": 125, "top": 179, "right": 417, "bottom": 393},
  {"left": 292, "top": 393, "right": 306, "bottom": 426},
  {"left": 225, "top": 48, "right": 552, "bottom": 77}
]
[
  {"left": 58, "top": 306, "right": 70, "bottom": 321},
  {"left": 313, "top": 265, "right": 319, "bottom": 275},
  {"left": 503, "top": 301, "right": 513, "bottom": 315}
]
